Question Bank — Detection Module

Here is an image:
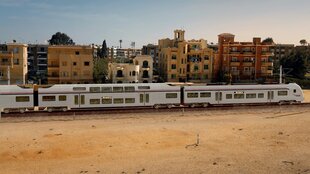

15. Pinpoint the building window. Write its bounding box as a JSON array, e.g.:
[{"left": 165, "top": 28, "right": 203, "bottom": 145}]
[
  {"left": 171, "top": 64, "right": 176, "bottom": 69},
  {"left": 73, "top": 62, "right": 77, "bottom": 66},
  {"left": 142, "top": 70, "right": 149, "bottom": 78},
  {"left": 172, "top": 55, "right": 177, "bottom": 59},
  {"left": 194, "top": 65, "right": 199, "bottom": 71},
  {"left": 171, "top": 74, "right": 176, "bottom": 79},
  {"left": 62, "top": 61, "right": 67, "bottom": 66},
  {"left": 84, "top": 62, "right": 90, "bottom": 66},
  {"left": 75, "top": 51, "right": 80, "bottom": 55},
  {"left": 231, "top": 57, "right": 238, "bottom": 62},
  {"left": 13, "top": 58, "right": 19, "bottom": 65},
  {"left": 116, "top": 70, "right": 123, "bottom": 77},
  {"left": 0, "top": 71, "right": 3, "bottom": 77},
  {"left": 142, "top": 61, "right": 148, "bottom": 68},
  {"left": 73, "top": 72, "right": 78, "bottom": 76},
  {"left": 204, "top": 64, "right": 208, "bottom": 70},
  {"left": 132, "top": 71, "right": 136, "bottom": 76}
]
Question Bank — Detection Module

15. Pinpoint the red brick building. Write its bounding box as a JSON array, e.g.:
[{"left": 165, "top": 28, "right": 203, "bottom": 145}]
[{"left": 214, "top": 33, "right": 273, "bottom": 82}]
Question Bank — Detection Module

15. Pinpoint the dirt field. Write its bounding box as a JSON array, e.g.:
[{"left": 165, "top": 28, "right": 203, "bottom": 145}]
[{"left": 0, "top": 91, "right": 309, "bottom": 174}]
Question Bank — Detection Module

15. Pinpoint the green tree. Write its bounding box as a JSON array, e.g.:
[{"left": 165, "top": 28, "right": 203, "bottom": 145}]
[
  {"left": 93, "top": 58, "right": 109, "bottom": 83},
  {"left": 48, "top": 32, "right": 75, "bottom": 45},
  {"left": 101, "top": 40, "right": 108, "bottom": 58},
  {"left": 262, "top": 37, "right": 274, "bottom": 44},
  {"left": 280, "top": 50, "right": 307, "bottom": 79},
  {"left": 300, "top": 39, "right": 307, "bottom": 46}
]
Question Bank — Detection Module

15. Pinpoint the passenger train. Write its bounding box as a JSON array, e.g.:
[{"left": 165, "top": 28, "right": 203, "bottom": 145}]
[{"left": 0, "top": 83, "right": 304, "bottom": 113}]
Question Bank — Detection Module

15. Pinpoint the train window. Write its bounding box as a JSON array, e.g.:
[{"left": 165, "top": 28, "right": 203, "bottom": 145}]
[
  {"left": 278, "top": 91, "right": 288, "bottom": 96},
  {"left": 138, "top": 86, "right": 150, "bottom": 89},
  {"left": 124, "top": 86, "right": 135, "bottom": 92},
  {"left": 59, "top": 95, "right": 67, "bottom": 101},
  {"left": 166, "top": 93, "right": 178, "bottom": 98},
  {"left": 140, "top": 94, "right": 144, "bottom": 103},
  {"left": 234, "top": 94, "right": 244, "bottom": 99},
  {"left": 246, "top": 93, "right": 256, "bottom": 99},
  {"left": 113, "top": 98, "right": 124, "bottom": 104},
  {"left": 187, "top": 93, "right": 198, "bottom": 98},
  {"left": 74, "top": 95, "right": 79, "bottom": 105},
  {"left": 73, "top": 87, "right": 86, "bottom": 91},
  {"left": 16, "top": 96, "right": 30, "bottom": 102},
  {"left": 293, "top": 89, "right": 297, "bottom": 93},
  {"left": 113, "top": 87, "right": 123, "bottom": 93},
  {"left": 226, "top": 94, "right": 232, "bottom": 99},
  {"left": 146, "top": 94, "right": 149, "bottom": 103},
  {"left": 90, "top": 87, "right": 101, "bottom": 93},
  {"left": 258, "top": 93, "right": 264, "bottom": 98},
  {"left": 125, "top": 98, "right": 135, "bottom": 103},
  {"left": 42, "top": 96, "right": 56, "bottom": 101},
  {"left": 102, "top": 97, "right": 112, "bottom": 104},
  {"left": 90, "top": 99, "right": 100, "bottom": 104},
  {"left": 102, "top": 87, "right": 112, "bottom": 93},
  {"left": 200, "top": 92, "right": 211, "bottom": 98}
]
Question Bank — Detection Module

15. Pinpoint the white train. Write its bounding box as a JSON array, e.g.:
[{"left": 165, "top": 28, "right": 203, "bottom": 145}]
[{"left": 0, "top": 83, "right": 304, "bottom": 113}]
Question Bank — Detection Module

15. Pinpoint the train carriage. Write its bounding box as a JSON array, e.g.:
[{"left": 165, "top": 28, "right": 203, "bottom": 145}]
[
  {"left": 183, "top": 83, "right": 304, "bottom": 107},
  {"left": 0, "top": 85, "right": 34, "bottom": 113},
  {"left": 38, "top": 83, "right": 181, "bottom": 111}
]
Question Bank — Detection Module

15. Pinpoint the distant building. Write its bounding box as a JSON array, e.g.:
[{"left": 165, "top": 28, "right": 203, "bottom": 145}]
[
  {"left": 294, "top": 45, "right": 310, "bottom": 70},
  {"left": 214, "top": 33, "right": 274, "bottom": 82},
  {"left": 0, "top": 43, "right": 28, "bottom": 85},
  {"left": 142, "top": 44, "right": 159, "bottom": 71},
  {"left": 47, "top": 45, "right": 94, "bottom": 84},
  {"left": 27, "top": 44, "right": 48, "bottom": 84},
  {"left": 158, "top": 30, "right": 214, "bottom": 83},
  {"left": 109, "top": 47, "right": 141, "bottom": 60},
  {"left": 108, "top": 55, "right": 153, "bottom": 83}
]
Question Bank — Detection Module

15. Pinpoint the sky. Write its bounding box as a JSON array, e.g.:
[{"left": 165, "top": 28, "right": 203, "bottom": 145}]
[{"left": 0, "top": 0, "right": 309, "bottom": 48}]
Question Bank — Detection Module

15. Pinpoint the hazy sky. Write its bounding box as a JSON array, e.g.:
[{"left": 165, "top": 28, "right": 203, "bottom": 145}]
[{"left": 0, "top": 0, "right": 309, "bottom": 48}]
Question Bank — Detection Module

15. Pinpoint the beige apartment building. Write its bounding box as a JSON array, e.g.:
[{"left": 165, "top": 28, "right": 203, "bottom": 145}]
[
  {"left": 108, "top": 55, "right": 153, "bottom": 83},
  {"left": 48, "top": 45, "right": 94, "bottom": 84},
  {"left": 0, "top": 43, "right": 28, "bottom": 85},
  {"left": 158, "top": 30, "right": 214, "bottom": 83}
]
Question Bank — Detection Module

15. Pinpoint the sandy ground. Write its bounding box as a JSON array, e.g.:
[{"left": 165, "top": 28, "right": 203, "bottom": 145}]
[{"left": 0, "top": 90, "right": 309, "bottom": 174}]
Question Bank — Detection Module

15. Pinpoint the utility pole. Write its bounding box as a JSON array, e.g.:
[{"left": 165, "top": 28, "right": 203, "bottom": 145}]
[
  {"left": 279, "top": 65, "right": 282, "bottom": 84},
  {"left": 7, "top": 66, "right": 10, "bottom": 85}
]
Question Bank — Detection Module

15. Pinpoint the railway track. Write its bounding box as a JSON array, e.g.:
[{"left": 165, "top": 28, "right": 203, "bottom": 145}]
[{"left": 1, "top": 102, "right": 309, "bottom": 120}]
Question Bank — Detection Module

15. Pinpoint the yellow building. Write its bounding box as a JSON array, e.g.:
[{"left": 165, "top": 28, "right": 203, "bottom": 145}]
[
  {"left": 158, "top": 30, "right": 214, "bottom": 83},
  {"left": 48, "top": 45, "right": 94, "bottom": 84},
  {"left": 0, "top": 43, "right": 28, "bottom": 85}
]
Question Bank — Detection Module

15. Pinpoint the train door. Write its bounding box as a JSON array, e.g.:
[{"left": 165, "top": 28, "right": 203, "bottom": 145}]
[
  {"left": 139, "top": 93, "right": 149, "bottom": 106},
  {"left": 215, "top": 92, "right": 222, "bottom": 104},
  {"left": 267, "top": 91, "right": 274, "bottom": 102},
  {"left": 74, "top": 94, "right": 85, "bottom": 107}
]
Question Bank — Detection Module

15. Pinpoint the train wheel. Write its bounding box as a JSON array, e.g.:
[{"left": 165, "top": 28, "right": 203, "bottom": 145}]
[
  {"left": 47, "top": 108, "right": 53, "bottom": 112},
  {"left": 153, "top": 104, "right": 160, "bottom": 109},
  {"left": 62, "top": 107, "right": 68, "bottom": 112},
  {"left": 202, "top": 103, "right": 209, "bottom": 108},
  {"left": 4, "top": 109, "right": 10, "bottom": 114},
  {"left": 19, "top": 108, "right": 25, "bottom": 114},
  {"left": 167, "top": 104, "right": 173, "bottom": 109},
  {"left": 189, "top": 104, "right": 195, "bottom": 108}
]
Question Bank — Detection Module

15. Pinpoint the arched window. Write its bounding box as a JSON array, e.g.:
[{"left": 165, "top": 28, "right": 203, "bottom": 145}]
[
  {"left": 132, "top": 71, "right": 136, "bottom": 76},
  {"left": 142, "top": 70, "right": 149, "bottom": 78},
  {"left": 116, "top": 70, "right": 123, "bottom": 77},
  {"left": 142, "top": 61, "right": 148, "bottom": 68}
]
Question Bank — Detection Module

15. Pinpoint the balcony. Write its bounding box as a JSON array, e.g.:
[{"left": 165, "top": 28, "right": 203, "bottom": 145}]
[
  {"left": 231, "top": 70, "right": 240, "bottom": 76},
  {"left": 261, "top": 62, "right": 273, "bottom": 66},
  {"left": 242, "top": 62, "right": 253, "bottom": 66},
  {"left": 230, "top": 61, "right": 240, "bottom": 66}
]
